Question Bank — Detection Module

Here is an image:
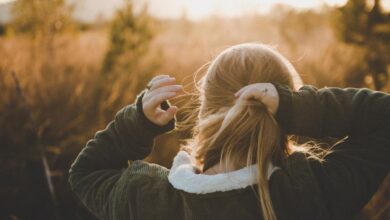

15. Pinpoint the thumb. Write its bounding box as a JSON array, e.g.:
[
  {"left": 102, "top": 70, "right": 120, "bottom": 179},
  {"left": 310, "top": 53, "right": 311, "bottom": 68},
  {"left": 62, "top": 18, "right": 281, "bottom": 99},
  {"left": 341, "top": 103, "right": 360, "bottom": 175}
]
[{"left": 159, "top": 106, "right": 178, "bottom": 125}]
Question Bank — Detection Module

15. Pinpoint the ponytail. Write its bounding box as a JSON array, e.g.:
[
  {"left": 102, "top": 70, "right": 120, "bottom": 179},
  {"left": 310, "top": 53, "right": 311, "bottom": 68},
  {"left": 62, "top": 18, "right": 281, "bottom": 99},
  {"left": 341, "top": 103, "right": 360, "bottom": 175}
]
[
  {"left": 180, "top": 43, "right": 299, "bottom": 220},
  {"left": 193, "top": 98, "right": 282, "bottom": 220}
]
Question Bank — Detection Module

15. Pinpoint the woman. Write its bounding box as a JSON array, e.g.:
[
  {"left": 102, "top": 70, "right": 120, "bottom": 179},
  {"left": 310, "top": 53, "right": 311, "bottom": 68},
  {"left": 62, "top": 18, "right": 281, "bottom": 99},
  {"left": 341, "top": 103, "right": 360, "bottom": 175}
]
[{"left": 69, "top": 44, "right": 389, "bottom": 220}]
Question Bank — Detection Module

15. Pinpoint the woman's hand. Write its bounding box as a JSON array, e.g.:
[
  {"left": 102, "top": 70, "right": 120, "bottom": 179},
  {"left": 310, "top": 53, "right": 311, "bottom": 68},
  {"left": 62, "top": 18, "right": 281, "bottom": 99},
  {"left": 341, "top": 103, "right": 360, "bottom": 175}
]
[
  {"left": 235, "top": 83, "right": 279, "bottom": 114},
  {"left": 142, "top": 75, "right": 183, "bottom": 126}
]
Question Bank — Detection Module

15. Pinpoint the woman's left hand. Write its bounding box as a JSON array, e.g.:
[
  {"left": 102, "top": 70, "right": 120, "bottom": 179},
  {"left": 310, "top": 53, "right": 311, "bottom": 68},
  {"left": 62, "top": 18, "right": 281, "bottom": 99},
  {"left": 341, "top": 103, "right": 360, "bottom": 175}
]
[
  {"left": 142, "top": 75, "right": 183, "bottom": 126},
  {"left": 235, "top": 83, "right": 279, "bottom": 114}
]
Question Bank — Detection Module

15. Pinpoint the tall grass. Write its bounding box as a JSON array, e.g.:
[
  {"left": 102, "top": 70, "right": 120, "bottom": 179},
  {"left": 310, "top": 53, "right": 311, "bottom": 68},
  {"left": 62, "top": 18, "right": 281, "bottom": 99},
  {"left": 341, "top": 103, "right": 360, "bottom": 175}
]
[{"left": 0, "top": 7, "right": 388, "bottom": 219}]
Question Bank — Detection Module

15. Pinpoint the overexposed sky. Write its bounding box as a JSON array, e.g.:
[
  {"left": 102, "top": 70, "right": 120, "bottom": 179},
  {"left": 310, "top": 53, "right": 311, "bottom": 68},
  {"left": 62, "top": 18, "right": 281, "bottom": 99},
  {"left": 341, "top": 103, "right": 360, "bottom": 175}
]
[
  {"left": 0, "top": 0, "right": 14, "bottom": 3},
  {"left": 1, "top": 0, "right": 389, "bottom": 22},
  {"left": 71, "top": 0, "right": 349, "bottom": 21},
  {"left": 140, "top": 0, "right": 348, "bottom": 19},
  {"left": 72, "top": 0, "right": 390, "bottom": 21}
]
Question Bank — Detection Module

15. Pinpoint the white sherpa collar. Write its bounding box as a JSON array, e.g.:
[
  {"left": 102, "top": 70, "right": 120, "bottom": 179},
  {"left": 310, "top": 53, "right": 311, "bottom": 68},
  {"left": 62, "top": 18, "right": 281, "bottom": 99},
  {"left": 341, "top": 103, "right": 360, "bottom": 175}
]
[{"left": 168, "top": 151, "right": 280, "bottom": 194}]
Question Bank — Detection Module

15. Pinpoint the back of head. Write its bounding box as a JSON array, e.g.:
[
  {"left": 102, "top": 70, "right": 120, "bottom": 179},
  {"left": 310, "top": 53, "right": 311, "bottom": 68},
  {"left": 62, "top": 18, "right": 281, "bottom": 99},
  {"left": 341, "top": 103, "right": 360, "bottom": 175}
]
[{"left": 187, "top": 43, "right": 301, "bottom": 220}]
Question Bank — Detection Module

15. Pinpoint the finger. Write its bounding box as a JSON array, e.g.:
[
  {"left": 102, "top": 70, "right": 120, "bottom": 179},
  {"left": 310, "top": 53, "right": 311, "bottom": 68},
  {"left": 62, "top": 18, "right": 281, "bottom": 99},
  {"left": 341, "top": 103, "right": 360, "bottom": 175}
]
[
  {"left": 158, "top": 106, "right": 178, "bottom": 125},
  {"left": 240, "top": 88, "right": 269, "bottom": 104},
  {"left": 143, "top": 85, "right": 182, "bottom": 104},
  {"left": 235, "top": 84, "right": 258, "bottom": 97},
  {"left": 150, "top": 74, "right": 170, "bottom": 84},
  {"left": 147, "top": 92, "right": 177, "bottom": 108},
  {"left": 150, "top": 77, "right": 176, "bottom": 90},
  {"left": 235, "top": 85, "right": 250, "bottom": 97},
  {"left": 150, "top": 85, "right": 183, "bottom": 95},
  {"left": 236, "top": 86, "right": 256, "bottom": 99},
  {"left": 238, "top": 89, "right": 256, "bottom": 101}
]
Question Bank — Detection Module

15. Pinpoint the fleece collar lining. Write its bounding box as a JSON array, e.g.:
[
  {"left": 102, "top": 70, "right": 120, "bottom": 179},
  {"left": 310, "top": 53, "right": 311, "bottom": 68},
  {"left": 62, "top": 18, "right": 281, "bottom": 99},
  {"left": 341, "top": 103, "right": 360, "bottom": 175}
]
[{"left": 168, "top": 151, "right": 280, "bottom": 194}]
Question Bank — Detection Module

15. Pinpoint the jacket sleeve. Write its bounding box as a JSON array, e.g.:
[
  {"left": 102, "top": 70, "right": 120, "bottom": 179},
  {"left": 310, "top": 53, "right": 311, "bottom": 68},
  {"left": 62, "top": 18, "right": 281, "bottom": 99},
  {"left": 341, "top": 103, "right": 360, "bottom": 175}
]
[
  {"left": 274, "top": 84, "right": 390, "bottom": 219},
  {"left": 275, "top": 84, "right": 390, "bottom": 138},
  {"left": 68, "top": 90, "right": 175, "bottom": 219}
]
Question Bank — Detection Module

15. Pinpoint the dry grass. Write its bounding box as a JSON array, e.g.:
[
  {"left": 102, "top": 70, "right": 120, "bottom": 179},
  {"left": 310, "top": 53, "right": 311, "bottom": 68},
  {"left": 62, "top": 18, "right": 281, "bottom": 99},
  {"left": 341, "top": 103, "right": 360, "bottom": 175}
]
[{"left": 0, "top": 9, "right": 388, "bottom": 219}]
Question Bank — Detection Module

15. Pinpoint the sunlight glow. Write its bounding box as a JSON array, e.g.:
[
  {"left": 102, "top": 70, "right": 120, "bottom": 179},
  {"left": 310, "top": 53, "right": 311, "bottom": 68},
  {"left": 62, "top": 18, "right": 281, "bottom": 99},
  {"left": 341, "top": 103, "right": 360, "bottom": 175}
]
[
  {"left": 141, "top": 0, "right": 350, "bottom": 20},
  {"left": 0, "top": 0, "right": 16, "bottom": 4},
  {"left": 71, "top": 0, "right": 390, "bottom": 22}
]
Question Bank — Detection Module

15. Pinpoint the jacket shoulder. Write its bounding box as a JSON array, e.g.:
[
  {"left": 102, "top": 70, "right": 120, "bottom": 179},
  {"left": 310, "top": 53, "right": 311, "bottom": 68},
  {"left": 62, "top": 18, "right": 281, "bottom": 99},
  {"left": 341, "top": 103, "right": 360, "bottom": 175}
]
[
  {"left": 127, "top": 160, "right": 170, "bottom": 177},
  {"left": 115, "top": 161, "right": 182, "bottom": 219},
  {"left": 270, "top": 152, "right": 331, "bottom": 220},
  {"left": 120, "top": 160, "right": 173, "bottom": 193}
]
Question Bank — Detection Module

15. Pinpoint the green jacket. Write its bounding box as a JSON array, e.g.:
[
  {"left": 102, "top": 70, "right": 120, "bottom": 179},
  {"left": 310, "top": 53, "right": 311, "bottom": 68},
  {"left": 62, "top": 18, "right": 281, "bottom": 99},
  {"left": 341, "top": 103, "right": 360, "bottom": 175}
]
[{"left": 69, "top": 84, "right": 390, "bottom": 220}]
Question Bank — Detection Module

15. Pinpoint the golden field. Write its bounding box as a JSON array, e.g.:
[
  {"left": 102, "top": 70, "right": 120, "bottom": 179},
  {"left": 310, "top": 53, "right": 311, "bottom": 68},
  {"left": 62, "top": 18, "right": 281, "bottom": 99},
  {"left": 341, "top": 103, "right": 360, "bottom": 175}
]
[{"left": 0, "top": 1, "right": 388, "bottom": 219}]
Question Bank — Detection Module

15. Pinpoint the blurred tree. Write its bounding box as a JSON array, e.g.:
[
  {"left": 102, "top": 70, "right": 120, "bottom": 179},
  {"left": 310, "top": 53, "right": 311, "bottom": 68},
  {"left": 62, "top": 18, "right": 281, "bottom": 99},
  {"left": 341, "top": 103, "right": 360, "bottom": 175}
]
[
  {"left": 11, "top": 0, "right": 73, "bottom": 38},
  {"left": 11, "top": 0, "right": 75, "bottom": 74},
  {"left": 334, "top": 0, "right": 390, "bottom": 90},
  {"left": 100, "top": 0, "right": 160, "bottom": 121},
  {"left": 0, "top": 24, "right": 6, "bottom": 36},
  {"left": 102, "top": 0, "right": 154, "bottom": 74},
  {"left": 2, "top": 2, "right": 94, "bottom": 220}
]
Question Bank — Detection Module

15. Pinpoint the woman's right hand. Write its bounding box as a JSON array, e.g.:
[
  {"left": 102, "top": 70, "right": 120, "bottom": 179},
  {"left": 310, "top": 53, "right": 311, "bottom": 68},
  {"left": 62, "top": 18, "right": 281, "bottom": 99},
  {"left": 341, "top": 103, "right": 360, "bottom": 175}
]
[
  {"left": 142, "top": 75, "right": 183, "bottom": 126},
  {"left": 235, "top": 83, "right": 279, "bottom": 114}
]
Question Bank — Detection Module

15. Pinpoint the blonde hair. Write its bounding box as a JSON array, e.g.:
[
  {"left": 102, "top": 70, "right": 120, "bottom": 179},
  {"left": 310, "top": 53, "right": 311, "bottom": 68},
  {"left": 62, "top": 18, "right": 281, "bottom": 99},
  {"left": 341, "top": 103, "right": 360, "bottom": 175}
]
[{"left": 178, "top": 43, "right": 303, "bottom": 220}]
